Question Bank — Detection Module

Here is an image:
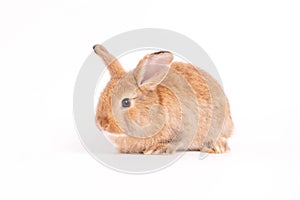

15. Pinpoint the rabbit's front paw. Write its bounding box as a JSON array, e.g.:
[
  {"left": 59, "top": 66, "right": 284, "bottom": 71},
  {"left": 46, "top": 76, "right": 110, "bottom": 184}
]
[{"left": 143, "top": 143, "right": 176, "bottom": 155}]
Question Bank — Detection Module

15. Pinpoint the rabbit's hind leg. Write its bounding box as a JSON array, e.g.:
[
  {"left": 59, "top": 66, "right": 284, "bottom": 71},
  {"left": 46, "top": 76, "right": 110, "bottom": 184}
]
[{"left": 201, "top": 137, "right": 230, "bottom": 154}]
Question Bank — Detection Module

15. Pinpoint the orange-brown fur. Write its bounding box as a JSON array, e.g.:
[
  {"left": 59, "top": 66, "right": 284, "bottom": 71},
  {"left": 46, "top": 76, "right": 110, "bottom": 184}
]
[
  {"left": 94, "top": 45, "right": 233, "bottom": 154},
  {"left": 96, "top": 78, "right": 123, "bottom": 134}
]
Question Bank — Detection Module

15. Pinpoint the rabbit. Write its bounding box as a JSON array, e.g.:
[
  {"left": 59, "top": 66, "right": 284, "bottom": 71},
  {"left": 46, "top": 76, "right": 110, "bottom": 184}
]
[{"left": 93, "top": 44, "right": 233, "bottom": 154}]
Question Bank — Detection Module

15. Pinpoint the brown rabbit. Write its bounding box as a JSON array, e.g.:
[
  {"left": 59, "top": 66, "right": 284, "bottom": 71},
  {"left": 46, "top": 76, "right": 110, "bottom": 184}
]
[{"left": 94, "top": 44, "right": 233, "bottom": 154}]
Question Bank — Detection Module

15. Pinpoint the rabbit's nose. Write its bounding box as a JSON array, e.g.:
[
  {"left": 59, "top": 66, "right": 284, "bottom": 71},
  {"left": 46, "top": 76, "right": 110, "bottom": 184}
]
[
  {"left": 97, "top": 116, "right": 109, "bottom": 131},
  {"left": 102, "top": 124, "right": 109, "bottom": 131}
]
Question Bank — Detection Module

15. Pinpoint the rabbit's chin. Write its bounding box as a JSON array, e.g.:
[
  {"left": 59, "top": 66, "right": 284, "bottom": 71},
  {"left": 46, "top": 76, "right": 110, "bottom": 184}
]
[
  {"left": 102, "top": 130, "right": 127, "bottom": 148},
  {"left": 102, "top": 130, "right": 127, "bottom": 137}
]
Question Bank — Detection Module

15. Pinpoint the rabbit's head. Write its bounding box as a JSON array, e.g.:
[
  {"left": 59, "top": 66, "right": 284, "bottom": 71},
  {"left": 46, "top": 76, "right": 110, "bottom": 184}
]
[{"left": 94, "top": 45, "right": 175, "bottom": 138}]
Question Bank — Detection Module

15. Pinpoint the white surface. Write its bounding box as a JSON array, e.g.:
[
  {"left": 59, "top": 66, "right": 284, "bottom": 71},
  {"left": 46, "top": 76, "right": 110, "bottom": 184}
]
[{"left": 0, "top": 0, "right": 300, "bottom": 199}]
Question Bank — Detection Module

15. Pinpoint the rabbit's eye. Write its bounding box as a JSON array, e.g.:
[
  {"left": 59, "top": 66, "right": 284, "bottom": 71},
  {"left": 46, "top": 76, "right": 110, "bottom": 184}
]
[{"left": 122, "top": 98, "right": 131, "bottom": 108}]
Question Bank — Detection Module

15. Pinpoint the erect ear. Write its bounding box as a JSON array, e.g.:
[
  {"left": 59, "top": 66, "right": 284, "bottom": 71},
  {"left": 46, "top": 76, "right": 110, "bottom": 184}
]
[
  {"left": 134, "top": 51, "right": 173, "bottom": 89},
  {"left": 93, "top": 44, "right": 126, "bottom": 78}
]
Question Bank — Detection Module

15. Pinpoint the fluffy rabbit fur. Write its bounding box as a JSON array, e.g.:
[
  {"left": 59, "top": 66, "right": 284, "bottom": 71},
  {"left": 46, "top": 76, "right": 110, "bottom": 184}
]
[{"left": 94, "top": 45, "right": 233, "bottom": 154}]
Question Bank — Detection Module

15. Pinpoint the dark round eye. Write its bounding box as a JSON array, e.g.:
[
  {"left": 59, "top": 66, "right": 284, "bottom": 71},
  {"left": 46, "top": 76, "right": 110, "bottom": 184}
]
[{"left": 121, "top": 98, "right": 131, "bottom": 108}]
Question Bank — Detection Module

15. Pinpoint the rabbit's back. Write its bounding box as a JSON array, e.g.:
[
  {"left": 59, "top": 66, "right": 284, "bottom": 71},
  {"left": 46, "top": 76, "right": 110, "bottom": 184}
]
[{"left": 171, "top": 62, "right": 233, "bottom": 152}]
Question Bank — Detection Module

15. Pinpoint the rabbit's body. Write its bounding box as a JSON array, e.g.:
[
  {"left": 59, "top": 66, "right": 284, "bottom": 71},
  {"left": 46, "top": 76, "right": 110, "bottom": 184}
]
[{"left": 94, "top": 45, "right": 233, "bottom": 154}]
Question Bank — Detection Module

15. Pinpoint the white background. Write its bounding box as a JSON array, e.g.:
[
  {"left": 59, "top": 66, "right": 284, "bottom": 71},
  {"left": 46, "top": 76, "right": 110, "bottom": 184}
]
[{"left": 1, "top": 0, "right": 300, "bottom": 199}]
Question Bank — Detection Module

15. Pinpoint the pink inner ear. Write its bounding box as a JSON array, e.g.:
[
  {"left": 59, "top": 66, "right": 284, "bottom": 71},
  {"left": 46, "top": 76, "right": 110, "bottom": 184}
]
[
  {"left": 137, "top": 52, "right": 173, "bottom": 86},
  {"left": 142, "top": 64, "right": 162, "bottom": 84}
]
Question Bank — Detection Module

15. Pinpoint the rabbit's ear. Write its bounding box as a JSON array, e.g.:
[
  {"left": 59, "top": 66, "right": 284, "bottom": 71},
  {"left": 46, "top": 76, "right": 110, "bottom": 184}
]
[
  {"left": 134, "top": 51, "right": 173, "bottom": 89},
  {"left": 93, "top": 45, "right": 125, "bottom": 78}
]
